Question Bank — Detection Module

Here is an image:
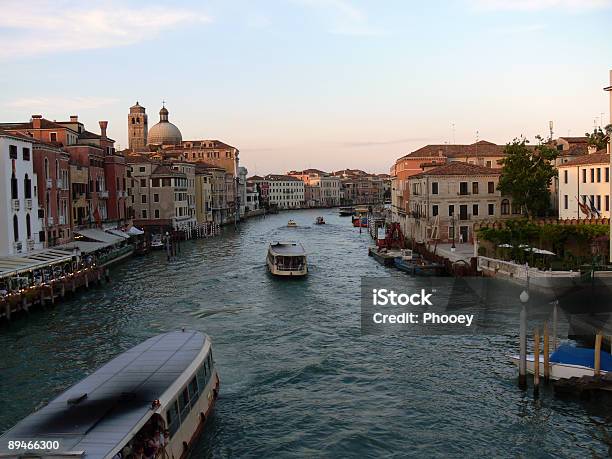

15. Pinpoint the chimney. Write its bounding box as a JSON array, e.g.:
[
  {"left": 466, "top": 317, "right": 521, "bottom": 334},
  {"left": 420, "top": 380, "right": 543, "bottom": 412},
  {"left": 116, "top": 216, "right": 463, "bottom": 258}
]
[
  {"left": 99, "top": 121, "right": 108, "bottom": 140},
  {"left": 31, "top": 115, "right": 42, "bottom": 129},
  {"left": 70, "top": 115, "right": 78, "bottom": 123}
]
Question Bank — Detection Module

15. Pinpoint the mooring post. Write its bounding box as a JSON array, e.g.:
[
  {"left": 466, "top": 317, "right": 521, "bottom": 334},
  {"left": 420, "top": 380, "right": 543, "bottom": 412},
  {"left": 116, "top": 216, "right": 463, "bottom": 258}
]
[
  {"left": 594, "top": 332, "right": 602, "bottom": 377},
  {"left": 534, "top": 328, "right": 540, "bottom": 395},
  {"left": 519, "top": 303, "right": 527, "bottom": 389},
  {"left": 543, "top": 321, "right": 550, "bottom": 382},
  {"left": 552, "top": 301, "right": 558, "bottom": 351}
]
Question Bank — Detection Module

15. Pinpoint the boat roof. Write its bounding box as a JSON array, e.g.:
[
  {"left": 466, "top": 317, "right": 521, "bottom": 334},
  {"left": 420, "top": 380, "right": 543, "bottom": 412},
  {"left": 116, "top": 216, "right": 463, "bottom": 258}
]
[
  {"left": 269, "top": 241, "right": 306, "bottom": 256},
  {"left": 0, "top": 331, "right": 207, "bottom": 459}
]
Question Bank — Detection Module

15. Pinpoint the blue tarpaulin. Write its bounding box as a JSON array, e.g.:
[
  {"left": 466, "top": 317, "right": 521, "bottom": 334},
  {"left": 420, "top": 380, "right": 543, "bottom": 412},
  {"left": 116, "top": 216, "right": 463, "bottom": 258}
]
[{"left": 550, "top": 344, "right": 612, "bottom": 371}]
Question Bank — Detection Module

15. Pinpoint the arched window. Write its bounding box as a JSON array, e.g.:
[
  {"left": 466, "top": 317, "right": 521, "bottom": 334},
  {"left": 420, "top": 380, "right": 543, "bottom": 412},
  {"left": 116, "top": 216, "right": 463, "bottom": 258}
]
[
  {"left": 132, "top": 117, "right": 135, "bottom": 125},
  {"left": 24, "top": 174, "right": 31, "bottom": 199},
  {"left": 26, "top": 214, "right": 31, "bottom": 239},
  {"left": 136, "top": 117, "right": 140, "bottom": 124},
  {"left": 501, "top": 199, "right": 510, "bottom": 215},
  {"left": 11, "top": 172, "right": 18, "bottom": 199},
  {"left": 13, "top": 215, "right": 19, "bottom": 241},
  {"left": 55, "top": 159, "right": 59, "bottom": 179},
  {"left": 44, "top": 157, "right": 49, "bottom": 179}
]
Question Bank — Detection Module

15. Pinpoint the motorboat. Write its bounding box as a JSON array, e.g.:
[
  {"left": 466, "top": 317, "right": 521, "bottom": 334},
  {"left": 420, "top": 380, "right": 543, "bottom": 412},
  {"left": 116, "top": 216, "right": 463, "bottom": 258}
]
[
  {"left": 510, "top": 344, "right": 612, "bottom": 380},
  {"left": 0, "top": 330, "right": 220, "bottom": 459},
  {"left": 352, "top": 216, "right": 368, "bottom": 228},
  {"left": 150, "top": 234, "right": 164, "bottom": 250},
  {"left": 267, "top": 241, "right": 308, "bottom": 277},
  {"left": 315, "top": 216, "right": 326, "bottom": 225},
  {"left": 394, "top": 250, "right": 445, "bottom": 276},
  {"left": 287, "top": 220, "right": 298, "bottom": 228},
  {"left": 338, "top": 207, "right": 354, "bottom": 217}
]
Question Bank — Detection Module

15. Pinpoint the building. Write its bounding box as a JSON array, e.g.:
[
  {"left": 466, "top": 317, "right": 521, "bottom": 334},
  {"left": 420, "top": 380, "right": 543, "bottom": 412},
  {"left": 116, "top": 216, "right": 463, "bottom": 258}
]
[
  {"left": 605, "top": 69, "right": 612, "bottom": 262},
  {"left": 332, "top": 169, "right": 385, "bottom": 205},
  {"left": 405, "top": 162, "right": 514, "bottom": 244},
  {"left": 287, "top": 169, "right": 341, "bottom": 207},
  {"left": 265, "top": 174, "right": 305, "bottom": 209},
  {"left": 245, "top": 181, "right": 260, "bottom": 212},
  {"left": 0, "top": 132, "right": 42, "bottom": 255},
  {"left": 194, "top": 164, "right": 214, "bottom": 225},
  {"left": 247, "top": 176, "right": 269, "bottom": 207},
  {"left": 128, "top": 102, "right": 148, "bottom": 150}
]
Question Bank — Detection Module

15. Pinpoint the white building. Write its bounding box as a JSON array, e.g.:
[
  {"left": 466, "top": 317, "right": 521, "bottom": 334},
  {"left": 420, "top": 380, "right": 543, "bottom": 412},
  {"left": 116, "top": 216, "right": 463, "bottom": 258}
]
[
  {"left": 238, "top": 166, "right": 248, "bottom": 217},
  {"left": 558, "top": 151, "right": 610, "bottom": 220},
  {"left": 265, "top": 174, "right": 305, "bottom": 209},
  {"left": 0, "top": 132, "right": 43, "bottom": 255}
]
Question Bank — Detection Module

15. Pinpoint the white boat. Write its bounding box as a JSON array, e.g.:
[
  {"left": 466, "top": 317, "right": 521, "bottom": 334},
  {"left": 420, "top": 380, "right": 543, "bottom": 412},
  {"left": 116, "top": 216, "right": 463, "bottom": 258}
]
[
  {"left": 150, "top": 234, "right": 164, "bottom": 250},
  {"left": 287, "top": 220, "right": 298, "bottom": 228},
  {"left": 267, "top": 241, "right": 308, "bottom": 277},
  {"left": 509, "top": 344, "right": 612, "bottom": 381},
  {"left": 0, "top": 330, "right": 220, "bottom": 459}
]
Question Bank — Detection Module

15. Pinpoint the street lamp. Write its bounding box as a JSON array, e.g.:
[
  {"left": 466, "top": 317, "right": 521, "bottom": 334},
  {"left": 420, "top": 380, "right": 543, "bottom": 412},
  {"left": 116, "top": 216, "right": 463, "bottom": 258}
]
[
  {"left": 518, "top": 288, "right": 529, "bottom": 388},
  {"left": 451, "top": 215, "right": 456, "bottom": 252}
]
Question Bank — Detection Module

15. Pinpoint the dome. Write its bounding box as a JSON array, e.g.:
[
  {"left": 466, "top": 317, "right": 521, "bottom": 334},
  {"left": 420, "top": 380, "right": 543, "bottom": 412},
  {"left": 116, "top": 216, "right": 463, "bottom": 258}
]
[{"left": 147, "top": 106, "right": 182, "bottom": 145}]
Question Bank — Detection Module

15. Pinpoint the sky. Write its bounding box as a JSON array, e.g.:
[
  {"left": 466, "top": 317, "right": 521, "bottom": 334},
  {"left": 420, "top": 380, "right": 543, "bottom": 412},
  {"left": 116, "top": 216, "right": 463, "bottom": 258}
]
[{"left": 0, "top": 0, "right": 610, "bottom": 175}]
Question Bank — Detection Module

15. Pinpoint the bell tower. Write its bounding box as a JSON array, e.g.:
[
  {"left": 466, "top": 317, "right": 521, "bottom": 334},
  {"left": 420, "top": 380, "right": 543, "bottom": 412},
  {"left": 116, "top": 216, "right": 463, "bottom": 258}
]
[{"left": 128, "top": 102, "right": 147, "bottom": 150}]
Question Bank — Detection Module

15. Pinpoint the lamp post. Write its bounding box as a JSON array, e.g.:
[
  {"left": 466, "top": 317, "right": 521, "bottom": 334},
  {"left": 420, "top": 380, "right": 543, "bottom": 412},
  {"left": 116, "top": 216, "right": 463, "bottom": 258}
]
[
  {"left": 451, "top": 215, "right": 456, "bottom": 252},
  {"left": 518, "top": 288, "right": 529, "bottom": 388}
]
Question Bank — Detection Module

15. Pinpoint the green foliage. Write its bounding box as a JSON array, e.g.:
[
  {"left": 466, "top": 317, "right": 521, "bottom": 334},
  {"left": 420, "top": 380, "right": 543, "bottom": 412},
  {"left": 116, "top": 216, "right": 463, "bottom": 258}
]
[
  {"left": 585, "top": 125, "right": 612, "bottom": 151},
  {"left": 497, "top": 137, "right": 558, "bottom": 217}
]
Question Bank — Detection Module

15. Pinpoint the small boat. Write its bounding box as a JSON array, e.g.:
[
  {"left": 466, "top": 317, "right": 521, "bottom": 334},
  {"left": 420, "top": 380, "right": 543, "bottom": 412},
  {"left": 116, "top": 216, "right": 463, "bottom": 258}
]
[
  {"left": 510, "top": 344, "right": 612, "bottom": 381},
  {"left": 0, "top": 330, "right": 220, "bottom": 459},
  {"left": 315, "top": 216, "right": 326, "bottom": 225},
  {"left": 287, "top": 219, "right": 298, "bottom": 227},
  {"left": 339, "top": 207, "right": 354, "bottom": 217},
  {"left": 267, "top": 241, "right": 308, "bottom": 277},
  {"left": 150, "top": 234, "right": 164, "bottom": 250},
  {"left": 352, "top": 216, "right": 368, "bottom": 228},
  {"left": 394, "top": 251, "right": 445, "bottom": 276}
]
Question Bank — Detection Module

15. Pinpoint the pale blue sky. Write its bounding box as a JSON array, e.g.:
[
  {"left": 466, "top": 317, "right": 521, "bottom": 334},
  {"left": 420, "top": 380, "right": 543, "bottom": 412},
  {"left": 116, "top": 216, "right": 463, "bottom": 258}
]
[{"left": 0, "top": 0, "right": 610, "bottom": 174}]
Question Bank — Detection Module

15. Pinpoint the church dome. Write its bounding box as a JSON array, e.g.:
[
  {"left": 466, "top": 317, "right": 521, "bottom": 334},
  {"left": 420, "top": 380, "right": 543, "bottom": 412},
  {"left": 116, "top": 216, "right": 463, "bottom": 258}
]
[{"left": 147, "top": 105, "right": 182, "bottom": 145}]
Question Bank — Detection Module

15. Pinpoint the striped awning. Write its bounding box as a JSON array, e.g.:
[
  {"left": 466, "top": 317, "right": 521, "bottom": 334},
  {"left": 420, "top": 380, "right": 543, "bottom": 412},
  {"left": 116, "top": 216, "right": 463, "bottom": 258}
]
[{"left": 0, "top": 249, "right": 74, "bottom": 279}]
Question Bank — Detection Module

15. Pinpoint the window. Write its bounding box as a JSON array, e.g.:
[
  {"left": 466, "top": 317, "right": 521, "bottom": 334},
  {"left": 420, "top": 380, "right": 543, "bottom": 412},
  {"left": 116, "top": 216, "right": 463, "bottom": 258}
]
[
  {"left": 179, "top": 388, "right": 190, "bottom": 420},
  {"left": 448, "top": 205, "right": 454, "bottom": 217},
  {"left": 487, "top": 182, "right": 494, "bottom": 194},
  {"left": 432, "top": 205, "right": 438, "bottom": 216},
  {"left": 472, "top": 182, "right": 479, "bottom": 194},
  {"left": 459, "top": 182, "right": 468, "bottom": 195},
  {"left": 141, "top": 209, "right": 147, "bottom": 218},
  {"left": 582, "top": 169, "right": 587, "bottom": 183},
  {"left": 24, "top": 174, "right": 31, "bottom": 199},
  {"left": 152, "top": 178, "right": 160, "bottom": 187},
  {"left": 607, "top": 168, "right": 610, "bottom": 183},
  {"left": 50, "top": 132, "right": 57, "bottom": 142},
  {"left": 26, "top": 214, "right": 31, "bottom": 239},
  {"left": 11, "top": 172, "right": 18, "bottom": 199},
  {"left": 13, "top": 215, "right": 19, "bottom": 241},
  {"left": 486, "top": 160, "right": 492, "bottom": 168},
  {"left": 141, "top": 195, "right": 147, "bottom": 204},
  {"left": 154, "top": 209, "right": 160, "bottom": 218},
  {"left": 140, "top": 178, "right": 146, "bottom": 187},
  {"left": 597, "top": 195, "right": 601, "bottom": 210},
  {"left": 606, "top": 195, "right": 610, "bottom": 212},
  {"left": 166, "top": 401, "right": 180, "bottom": 437},
  {"left": 472, "top": 204, "right": 479, "bottom": 216},
  {"left": 9, "top": 145, "right": 17, "bottom": 159},
  {"left": 139, "top": 166, "right": 146, "bottom": 172},
  {"left": 23, "top": 148, "right": 30, "bottom": 161},
  {"left": 590, "top": 168, "right": 594, "bottom": 182},
  {"left": 431, "top": 182, "right": 438, "bottom": 194},
  {"left": 154, "top": 193, "right": 159, "bottom": 202},
  {"left": 563, "top": 170, "right": 568, "bottom": 184},
  {"left": 597, "top": 168, "right": 601, "bottom": 183},
  {"left": 564, "top": 195, "right": 568, "bottom": 209},
  {"left": 459, "top": 204, "right": 468, "bottom": 220},
  {"left": 188, "top": 377, "right": 199, "bottom": 408},
  {"left": 488, "top": 203, "right": 494, "bottom": 215},
  {"left": 501, "top": 199, "right": 510, "bottom": 215}
]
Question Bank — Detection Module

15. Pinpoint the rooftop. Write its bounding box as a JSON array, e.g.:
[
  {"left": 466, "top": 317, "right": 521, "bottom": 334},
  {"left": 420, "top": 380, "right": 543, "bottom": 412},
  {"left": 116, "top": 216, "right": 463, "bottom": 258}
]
[
  {"left": 399, "top": 140, "right": 505, "bottom": 160},
  {"left": 410, "top": 161, "right": 502, "bottom": 179},
  {"left": 559, "top": 150, "right": 609, "bottom": 167}
]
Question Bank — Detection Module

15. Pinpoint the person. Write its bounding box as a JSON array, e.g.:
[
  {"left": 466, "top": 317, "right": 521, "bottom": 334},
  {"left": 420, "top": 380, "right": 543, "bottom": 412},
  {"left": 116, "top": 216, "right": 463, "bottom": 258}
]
[
  {"left": 133, "top": 445, "right": 145, "bottom": 459},
  {"left": 143, "top": 438, "right": 157, "bottom": 459}
]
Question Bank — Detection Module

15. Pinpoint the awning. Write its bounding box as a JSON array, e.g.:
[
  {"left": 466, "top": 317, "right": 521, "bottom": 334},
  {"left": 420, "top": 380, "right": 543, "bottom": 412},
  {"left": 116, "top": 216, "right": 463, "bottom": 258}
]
[
  {"left": 127, "top": 226, "right": 145, "bottom": 235},
  {"left": 106, "top": 229, "right": 131, "bottom": 239},
  {"left": 55, "top": 240, "right": 113, "bottom": 254},
  {"left": 75, "top": 228, "right": 124, "bottom": 244},
  {"left": 0, "top": 249, "right": 74, "bottom": 279}
]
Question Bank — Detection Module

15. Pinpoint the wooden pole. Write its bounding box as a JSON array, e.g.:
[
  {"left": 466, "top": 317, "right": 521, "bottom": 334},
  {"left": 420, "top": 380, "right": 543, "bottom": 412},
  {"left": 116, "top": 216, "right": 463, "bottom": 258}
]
[
  {"left": 552, "top": 302, "right": 558, "bottom": 351},
  {"left": 534, "top": 328, "right": 540, "bottom": 394},
  {"left": 594, "top": 331, "right": 602, "bottom": 377},
  {"left": 519, "top": 304, "right": 527, "bottom": 388},
  {"left": 543, "top": 322, "right": 550, "bottom": 382}
]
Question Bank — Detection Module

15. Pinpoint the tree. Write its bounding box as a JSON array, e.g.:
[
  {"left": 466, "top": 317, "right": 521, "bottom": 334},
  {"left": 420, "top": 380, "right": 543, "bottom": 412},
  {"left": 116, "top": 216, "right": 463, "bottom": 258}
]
[
  {"left": 585, "top": 124, "right": 612, "bottom": 151},
  {"left": 497, "top": 136, "right": 558, "bottom": 217}
]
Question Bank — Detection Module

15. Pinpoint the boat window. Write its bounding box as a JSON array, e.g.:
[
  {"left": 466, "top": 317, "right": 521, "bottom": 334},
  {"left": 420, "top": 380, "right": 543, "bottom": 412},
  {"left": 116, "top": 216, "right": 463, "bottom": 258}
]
[
  {"left": 188, "top": 377, "right": 199, "bottom": 407},
  {"left": 197, "top": 362, "right": 207, "bottom": 388},
  {"left": 167, "top": 401, "right": 180, "bottom": 437},
  {"left": 178, "top": 388, "right": 190, "bottom": 421}
]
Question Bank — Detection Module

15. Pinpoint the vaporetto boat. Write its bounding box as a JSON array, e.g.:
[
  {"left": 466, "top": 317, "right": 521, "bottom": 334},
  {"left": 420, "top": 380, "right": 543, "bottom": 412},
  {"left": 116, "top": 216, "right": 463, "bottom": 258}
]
[
  {"left": 267, "top": 241, "right": 308, "bottom": 277},
  {"left": 0, "top": 330, "right": 219, "bottom": 459}
]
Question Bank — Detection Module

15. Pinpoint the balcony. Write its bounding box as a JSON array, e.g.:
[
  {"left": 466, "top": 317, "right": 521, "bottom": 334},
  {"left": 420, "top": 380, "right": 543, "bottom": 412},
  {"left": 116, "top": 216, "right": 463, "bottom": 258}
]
[
  {"left": 48, "top": 216, "right": 54, "bottom": 225},
  {"left": 11, "top": 199, "right": 20, "bottom": 211},
  {"left": 98, "top": 190, "right": 109, "bottom": 198},
  {"left": 13, "top": 241, "right": 22, "bottom": 253},
  {"left": 25, "top": 198, "right": 32, "bottom": 210},
  {"left": 46, "top": 178, "right": 52, "bottom": 189},
  {"left": 27, "top": 239, "right": 35, "bottom": 250},
  {"left": 57, "top": 178, "right": 63, "bottom": 189}
]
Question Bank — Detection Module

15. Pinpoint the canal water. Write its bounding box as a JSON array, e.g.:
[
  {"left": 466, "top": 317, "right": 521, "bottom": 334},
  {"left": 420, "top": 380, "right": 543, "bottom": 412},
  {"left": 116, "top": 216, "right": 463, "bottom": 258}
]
[{"left": 1, "top": 208, "right": 611, "bottom": 457}]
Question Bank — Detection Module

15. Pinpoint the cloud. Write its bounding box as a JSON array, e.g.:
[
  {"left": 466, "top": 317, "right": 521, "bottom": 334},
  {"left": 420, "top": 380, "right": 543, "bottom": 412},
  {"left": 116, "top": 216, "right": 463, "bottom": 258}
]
[
  {"left": 294, "top": 0, "right": 386, "bottom": 36},
  {"left": 0, "top": 0, "right": 211, "bottom": 60},
  {"left": 5, "top": 96, "right": 119, "bottom": 110},
  {"left": 342, "top": 137, "right": 437, "bottom": 147},
  {"left": 470, "top": 0, "right": 612, "bottom": 11}
]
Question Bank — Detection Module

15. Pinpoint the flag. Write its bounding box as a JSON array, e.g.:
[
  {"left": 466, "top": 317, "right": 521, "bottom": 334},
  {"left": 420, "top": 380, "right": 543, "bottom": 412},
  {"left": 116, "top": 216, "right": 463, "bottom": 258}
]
[
  {"left": 576, "top": 197, "right": 591, "bottom": 217},
  {"left": 588, "top": 196, "right": 601, "bottom": 218}
]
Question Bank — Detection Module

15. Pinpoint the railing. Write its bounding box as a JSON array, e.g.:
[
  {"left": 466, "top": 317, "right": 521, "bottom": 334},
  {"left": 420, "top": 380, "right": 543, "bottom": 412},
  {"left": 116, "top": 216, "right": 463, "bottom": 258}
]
[
  {"left": 11, "top": 199, "right": 20, "bottom": 211},
  {"left": 56, "top": 178, "right": 63, "bottom": 189},
  {"left": 13, "top": 241, "right": 22, "bottom": 253},
  {"left": 27, "top": 239, "right": 35, "bottom": 250},
  {"left": 25, "top": 198, "right": 32, "bottom": 210},
  {"left": 98, "top": 190, "right": 109, "bottom": 198}
]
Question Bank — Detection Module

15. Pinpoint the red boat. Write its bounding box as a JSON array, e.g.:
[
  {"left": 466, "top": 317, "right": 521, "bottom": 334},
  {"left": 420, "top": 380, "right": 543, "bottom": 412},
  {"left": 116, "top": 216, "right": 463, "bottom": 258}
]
[{"left": 352, "top": 216, "right": 368, "bottom": 228}]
